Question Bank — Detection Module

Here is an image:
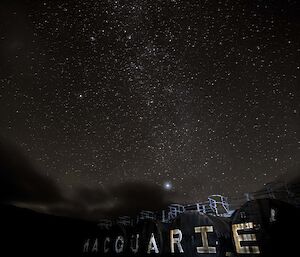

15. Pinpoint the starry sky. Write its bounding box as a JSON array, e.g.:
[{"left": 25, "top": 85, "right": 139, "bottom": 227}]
[{"left": 0, "top": 0, "right": 299, "bottom": 204}]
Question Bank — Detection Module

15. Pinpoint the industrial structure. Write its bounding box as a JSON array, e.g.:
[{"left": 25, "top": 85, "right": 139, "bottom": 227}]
[{"left": 99, "top": 179, "right": 300, "bottom": 228}]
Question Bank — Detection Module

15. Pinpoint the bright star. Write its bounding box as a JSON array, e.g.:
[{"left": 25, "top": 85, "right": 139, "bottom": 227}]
[{"left": 163, "top": 181, "right": 172, "bottom": 190}]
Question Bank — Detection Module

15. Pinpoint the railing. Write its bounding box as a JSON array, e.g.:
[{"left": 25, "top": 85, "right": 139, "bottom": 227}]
[
  {"left": 136, "top": 210, "right": 156, "bottom": 223},
  {"left": 161, "top": 204, "right": 185, "bottom": 223},
  {"left": 117, "top": 216, "right": 132, "bottom": 226},
  {"left": 97, "top": 219, "right": 112, "bottom": 228},
  {"left": 97, "top": 182, "right": 300, "bottom": 226}
]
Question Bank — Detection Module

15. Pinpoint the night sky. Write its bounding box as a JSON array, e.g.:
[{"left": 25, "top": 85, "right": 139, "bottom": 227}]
[{"left": 0, "top": 0, "right": 299, "bottom": 204}]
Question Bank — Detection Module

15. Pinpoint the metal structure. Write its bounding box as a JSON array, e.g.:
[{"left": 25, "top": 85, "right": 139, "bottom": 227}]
[
  {"left": 229, "top": 180, "right": 300, "bottom": 209},
  {"left": 97, "top": 219, "right": 112, "bottom": 228},
  {"left": 97, "top": 183, "right": 300, "bottom": 225},
  {"left": 101, "top": 194, "right": 233, "bottom": 226},
  {"left": 208, "top": 194, "right": 231, "bottom": 216},
  {"left": 161, "top": 203, "right": 185, "bottom": 223},
  {"left": 117, "top": 216, "right": 132, "bottom": 226},
  {"left": 136, "top": 210, "right": 156, "bottom": 223},
  {"left": 184, "top": 195, "right": 232, "bottom": 217}
]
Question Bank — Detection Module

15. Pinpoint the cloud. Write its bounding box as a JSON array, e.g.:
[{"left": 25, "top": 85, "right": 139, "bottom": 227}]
[
  {"left": 0, "top": 137, "right": 63, "bottom": 205},
  {"left": 45, "top": 181, "right": 174, "bottom": 220},
  {"left": 0, "top": 138, "right": 174, "bottom": 221},
  {"left": 1, "top": 138, "right": 299, "bottom": 221}
]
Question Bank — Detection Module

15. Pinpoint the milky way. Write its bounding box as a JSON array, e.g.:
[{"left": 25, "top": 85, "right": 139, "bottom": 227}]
[{"left": 0, "top": 0, "right": 299, "bottom": 203}]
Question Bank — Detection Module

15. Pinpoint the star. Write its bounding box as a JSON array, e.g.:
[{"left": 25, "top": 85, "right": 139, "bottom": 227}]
[
  {"left": 0, "top": 0, "right": 298, "bottom": 207},
  {"left": 163, "top": 182, "right": 172, "bottom": 191}
]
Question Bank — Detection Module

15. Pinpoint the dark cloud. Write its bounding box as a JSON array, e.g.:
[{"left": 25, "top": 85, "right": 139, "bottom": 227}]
[
  {"left": 47, "top": 182, "right": 174, "bottom": 220},
  {"left": 0, "top": 137, "right": 63, "bottom": 205},
  {"left": 240, "top": 167, "right": 300, "bottom": 207},
  {"left": 266, "top": 170, "right": 300, "bottom": 201},
  {"left": 109, "top": 181, "right": 173, "bottom": 216},
  {"left": 0, "top": 138, "right": 174, "bottom": 220},
  {"left": 2, "top": 138, "right": 298, "bottom": 221}
]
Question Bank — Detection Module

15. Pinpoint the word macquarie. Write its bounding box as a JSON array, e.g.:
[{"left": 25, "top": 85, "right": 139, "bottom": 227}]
[{"left": 83, "top": 221, "right": 260, "bottom": 255}]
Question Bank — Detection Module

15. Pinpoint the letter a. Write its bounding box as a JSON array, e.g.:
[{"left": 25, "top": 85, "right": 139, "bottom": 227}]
[{"left": 147, "top": 233, "right": 159, "bottom": 254}]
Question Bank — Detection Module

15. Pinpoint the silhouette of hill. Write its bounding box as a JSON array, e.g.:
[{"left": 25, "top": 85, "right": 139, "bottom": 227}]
[{"left": 0, "top": 203, "right": 98, "bottom": 256}]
